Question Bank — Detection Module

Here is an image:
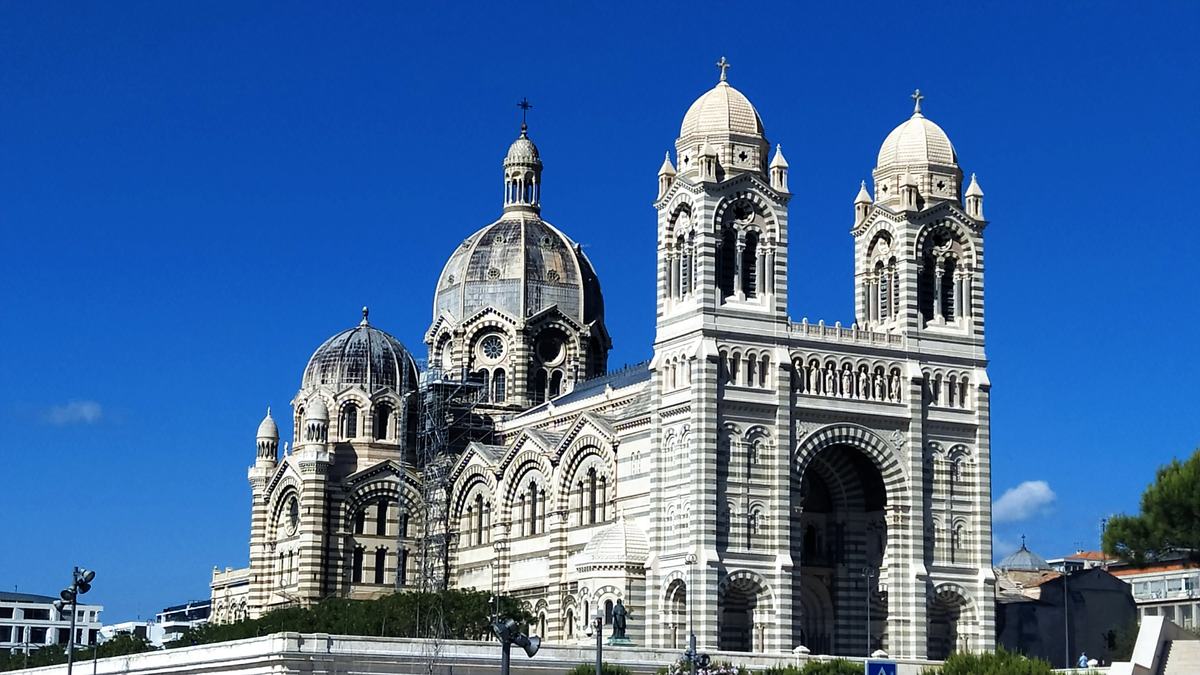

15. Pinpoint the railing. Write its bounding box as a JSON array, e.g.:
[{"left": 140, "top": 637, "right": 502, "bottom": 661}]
[{"left": 790, "top": 319, "right": 905, "bottom": 347}]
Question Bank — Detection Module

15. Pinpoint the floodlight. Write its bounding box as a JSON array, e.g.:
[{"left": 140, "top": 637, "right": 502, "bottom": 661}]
[
  {"left": 519, "top": 635, "right": 540, "bottom": 658},
  {"left": 77, "top": 582, "right": 91, "bottom": 594},
  {"left": 77, "top": 569, "right": 96, "bottom": 584},
  {"left": 60, "top": 589, "right": 76, "bottom": 603}
]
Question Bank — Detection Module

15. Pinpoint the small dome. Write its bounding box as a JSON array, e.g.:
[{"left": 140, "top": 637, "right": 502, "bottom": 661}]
[
  {"left": 305, "top": 397, "right": 329, "bottom": 422},
  {"left": 877, "top": 112, "right": 957, "bottom": 169},
  {"left": 680, "top": 81, "right": 764, "bottom": 138},
  {"left": 577, "top": 516, "right": 649, "bottom": 569},
  {"left": 301, "top": 310, "right": 418, "bottom": 392},
  {"left": 506, "top": 130, "right": 540, "bottom": 164},
  {"left": 434, "top": 218, "right": 604, "bottom": 326},
  {"left": 256, "top": 408, "right": 279, "bottom": 440},
  {"left": 998, "top": 540, "right": 1052, "bottom": 572}
]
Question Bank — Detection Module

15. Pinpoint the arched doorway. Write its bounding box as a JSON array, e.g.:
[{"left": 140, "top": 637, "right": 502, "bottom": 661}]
[
  {"left": 719, "top": 573, "right": 771, "bottom": 652},
  {"left": 928, "top": 586, "right": 972, "bottom": 659},
  {"left": 665, "top": 579, "right": 687, "bottom": 649},
  {"left": 794, "top": 442, "right": 890, "bottom": 656}
]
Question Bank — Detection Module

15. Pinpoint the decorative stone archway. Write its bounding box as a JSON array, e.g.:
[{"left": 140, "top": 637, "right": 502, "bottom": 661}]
[{"left": 793, "top": 424, "right": 914, "bottom": 657}]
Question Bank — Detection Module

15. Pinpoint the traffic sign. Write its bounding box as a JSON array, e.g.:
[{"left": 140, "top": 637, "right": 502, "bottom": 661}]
[{"left": 864, "top": 661, "right": 897, "bottom": 675}]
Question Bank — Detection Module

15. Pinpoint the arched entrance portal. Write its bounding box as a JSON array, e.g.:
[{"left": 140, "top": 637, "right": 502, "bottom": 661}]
[
  {"left": 719, "top": 573, "right": 771, "bottom": 652},
  {"left": 794, "top": 441, "right": 890, "bottom": 656},
  {"left": 928, "top": 586, "right": 972, "bottom": 659}
]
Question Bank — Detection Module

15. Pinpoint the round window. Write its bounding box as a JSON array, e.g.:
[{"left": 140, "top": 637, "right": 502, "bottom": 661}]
[
  {"left": 537, "top": 335, "right": 564, "bottom": 364},
  {"left": 481, "top": 335, "right": 505, "bottom": 360},
  {"left": 285, "top": 499, "right": 300, "bottom": 536}
]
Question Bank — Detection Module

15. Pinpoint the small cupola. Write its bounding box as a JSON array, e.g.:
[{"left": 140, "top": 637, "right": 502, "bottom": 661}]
[
  {"left": 854, "top": 180, "right": 873, "bottom": 225},
  {"left": 503, "top": 98, "right": 543, "bottom": 216},
  {"left": 964, "top": 173, "right": 985, "bottom": 220},
  {"left": 657, "top": 151, "right": 676, "bottom": 199},
  {"left": 256, "top": 407, "right": 279, "bottom": 462},
  {"left": 769, "top": 144, "right": 788, "bottom": 192}
]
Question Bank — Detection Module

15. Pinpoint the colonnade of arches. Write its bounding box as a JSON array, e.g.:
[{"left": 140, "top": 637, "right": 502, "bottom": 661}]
[{"left": 718, "top": 348, "right": 772, "bottom": 388}]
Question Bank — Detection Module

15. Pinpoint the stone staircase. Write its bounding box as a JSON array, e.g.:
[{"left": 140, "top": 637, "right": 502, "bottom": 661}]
[{"left": 1161, "top": 639, "right": 1200, "bottom": 675}]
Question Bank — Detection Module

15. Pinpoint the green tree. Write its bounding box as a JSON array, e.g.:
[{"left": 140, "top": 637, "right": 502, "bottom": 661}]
[
  {"left": 166, "top": 589, "right": 532, "bottom": 648},
  {"left": 922, "top": 647, "right": 1054, "bottom": 675},
  {"left": 567, "top": 664, "right": 632, "bottom": 675},
  {"left": 1102, "top": 449, "right": 1200, "bottom": 563}
]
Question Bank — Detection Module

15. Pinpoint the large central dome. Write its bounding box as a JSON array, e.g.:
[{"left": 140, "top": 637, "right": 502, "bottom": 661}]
[{"left": 433, "top": 217, "right": 604, "bottom": 326}]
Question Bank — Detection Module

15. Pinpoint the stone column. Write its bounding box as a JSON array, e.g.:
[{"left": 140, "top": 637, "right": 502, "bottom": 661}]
[
  {"left": 734, "top": 242, "right": 745, "bottom": 297},
  {"left": 933, "top": 266, "right": 944, "bottom": 323}
]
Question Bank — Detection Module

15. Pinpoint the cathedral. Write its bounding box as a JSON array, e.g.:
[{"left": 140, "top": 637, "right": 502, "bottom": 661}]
[{"left": 211, "top": 62, "right": 995, "bottom": 660}]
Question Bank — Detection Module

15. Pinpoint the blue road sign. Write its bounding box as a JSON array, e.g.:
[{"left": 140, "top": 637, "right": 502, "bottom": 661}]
[{"left": 864, "top": 661, "right": 897, "bottom": 675}]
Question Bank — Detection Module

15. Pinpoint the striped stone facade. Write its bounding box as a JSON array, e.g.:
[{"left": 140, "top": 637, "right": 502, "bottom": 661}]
[{"left": 216, "top": 69, "right": 994, "bottom": 660}]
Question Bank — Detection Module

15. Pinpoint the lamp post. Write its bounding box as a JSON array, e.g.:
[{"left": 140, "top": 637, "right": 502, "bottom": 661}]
[
  {"left": 862, "top": 566, "right": 875, "bottom": 657},
  {"left": 586, "top": 609, "right": 603, "bottom": 675},
  {"left": 53, "top": 567, "right": 96, "bottom": 675},
  {"left": 684, "top": 554, "right": 697, "bottom": 675}
]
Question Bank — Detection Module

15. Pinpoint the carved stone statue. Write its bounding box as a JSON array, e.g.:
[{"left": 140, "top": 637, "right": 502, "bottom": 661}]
[
  {"left": 807, "top": 366, "right": 818, "bottom": 393},
  {"left": 612, "top": 599, "right": 629, "bottom": 639},
  {"left": 888, "top": 374, "right": 901, "bottom": 401},
  {"left": 857, "top": 370, "right": 869, "bottom": 398},
  {"left": 840, "top": 369, "right": 853, "bottom": 397},
  {"left": 873, "top": 374, "right": 885, "bottom": 400},
  {"left": 823, "top": 368, "right": 835, "bottom": 394}
]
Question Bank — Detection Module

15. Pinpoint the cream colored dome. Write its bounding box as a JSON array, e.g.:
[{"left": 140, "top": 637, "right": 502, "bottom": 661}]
[
  {"left": 877, "top": 112, "right": 957, "bottom": 168},
  {"left": 680, "top": 81, "right": 764, "bottom": 138},
  {"left": 505, "top": 129, "right": 540, "bottom": 164},
  {"left": 576, "top": 516, "right": 649, "bottom": 569},
  {"left": 256, "top": 408, "right": 279, "bottom": 440}
]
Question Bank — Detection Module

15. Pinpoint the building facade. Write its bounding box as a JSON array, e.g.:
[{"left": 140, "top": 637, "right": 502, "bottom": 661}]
[
  {"left": 215, "top": 64, "right": 996, "bottom": 659},
  {"left": 0, "top": 592, "right": 103, "bottom": 655},
  {"left": 1111, "top": 555, "right": 1200, "bottom": 629}
]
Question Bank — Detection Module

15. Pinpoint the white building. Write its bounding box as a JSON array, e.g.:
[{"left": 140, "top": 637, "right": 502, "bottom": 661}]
[
  {"left": 0, "top": 592, "right": 103, "bottom": 654},
  {"left": 216, "top": 62, "right": 996, "bottom": 660},
  {"left": 155, "top": 600, "right": 210, "bottom": 646},
  {"left": 1111, "top": 556, "right": 1200, "bottom": 629}
]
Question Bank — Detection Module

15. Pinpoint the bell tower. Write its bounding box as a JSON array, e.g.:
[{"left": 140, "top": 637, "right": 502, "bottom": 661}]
[
  {"left": 654, "top": 59, "right": 790, "bottom": 334},
  {"left": 854, "top": 91, "right": 987, "bottom": 339}
]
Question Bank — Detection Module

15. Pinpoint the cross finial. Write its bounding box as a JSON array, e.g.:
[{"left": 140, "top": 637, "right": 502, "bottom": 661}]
[
  {"left": 716, "top": 56, "right": 730, "bottom": 82},
  {"left": 361, "top": 306, "right": 369, "bottom": 324},
  {"left": 517, "top": 97, "right": 532, "bottom": 135},
  {"left": 911, "top": 89, "right": 924, "bottom": 115},
  {"left": 1020, "top": 534, "right": 1027, "bottom": 549}
]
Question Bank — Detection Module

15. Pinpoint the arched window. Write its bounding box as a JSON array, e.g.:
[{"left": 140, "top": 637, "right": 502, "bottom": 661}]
[
  {"left": 474, "top": 494, "right": 486, "bottom": 544},
  {"left": 477, "top": 370, "right": 490, "bottom": 403},
  {"left": 549, "top": 370, "right": 563, "bottom": 398},
  {"left": 352, "top": 547, "right": 364, "bottom": 583},
  {"left": 375, "top": 498, "right": 389, "bottom": 536},
  {"left": 494, "top": 369, "right": 507, "bottom": 402},
  {"left": 742, "top": 231, "right": 759, "bottom": 297},
  {"left": 566, "top": 609, "right": 575, "bottom": 638},
  {"left": 718, "top": 227, "right": 737, "bottom": 298},
  {"left": 587, "top": 467, "right": 598, "bottom": 524},
  {"left": 372, "top": 403, "right": 392, "bottom": 440},
  {"left": 354, "top": 509, "right": 366, "bottom": 535},
  {"left": 528, "top": 482, "right": 541, "bottom": 534},
  {"left": 533, "top": 369, "right": 548, "bottom": 404},
  {"left": 604, "top": 600, "right": 614, "bottom": 625},
  {"left": 374, "top": 548, "right": 386, "bottom": 584},
  {"left": 341, "top": 403, "right": 358, "bottom": 439},
  {"left": 398, "top": 549, "right": 409, "bottom": 586}
]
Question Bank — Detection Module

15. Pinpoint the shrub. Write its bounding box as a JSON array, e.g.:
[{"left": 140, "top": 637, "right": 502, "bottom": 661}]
[
  {"left": 922, "top": 647, "right": 1055, "bottom": 675},
  {"left": 567, "top": 664, "right": 632, "bottom": 675},
  {"left": 656, "top": 659, "right": 749, "bottom": 675},
  {"left": 799, "top": 660, "right": 863, "bottom": 675}
]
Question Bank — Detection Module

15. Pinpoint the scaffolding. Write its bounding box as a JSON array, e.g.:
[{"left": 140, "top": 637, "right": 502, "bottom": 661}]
[{"left": 414, "top": 366, "right": 489, "bottom": 591}]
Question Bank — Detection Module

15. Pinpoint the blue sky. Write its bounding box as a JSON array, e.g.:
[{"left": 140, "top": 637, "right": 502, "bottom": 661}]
[{"left": 1, "top": 1, "right": 1197, "bottom": 622}]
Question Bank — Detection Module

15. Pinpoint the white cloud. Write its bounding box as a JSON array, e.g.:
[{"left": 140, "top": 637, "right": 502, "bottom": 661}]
[
  {"left": 993, "top": 480, "right": 1056, "bottom": 523},
  {"left": 43, "top": 400, "right": 103, "bottom": 426}
]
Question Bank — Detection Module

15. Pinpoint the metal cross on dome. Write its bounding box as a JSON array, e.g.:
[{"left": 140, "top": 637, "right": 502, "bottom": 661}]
[
  {"left": 517, "top": 97, "right": 532, "bottom": 126},
  {"left": 716, "top": 56, "right": 730, "bottom": 82},
  {"left": 911, "top": 88, "right": 924, "bottom": 114}
]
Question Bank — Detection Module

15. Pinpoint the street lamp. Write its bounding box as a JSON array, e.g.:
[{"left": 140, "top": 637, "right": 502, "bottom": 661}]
[
  {"left": 862, "top": 566, "right": 876, "bottom": 657},
  {"left": 491, "top": 617, "right": 539, "bottom": 675},
  {"left": 684, "top": 554, "right": 698, "bottom": 675},
  {"left": 585, "top": 608, "right": 603, "bottom": 675},
  {"left": 52, "top": 567, "right": 96, "bottom": 675}
]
